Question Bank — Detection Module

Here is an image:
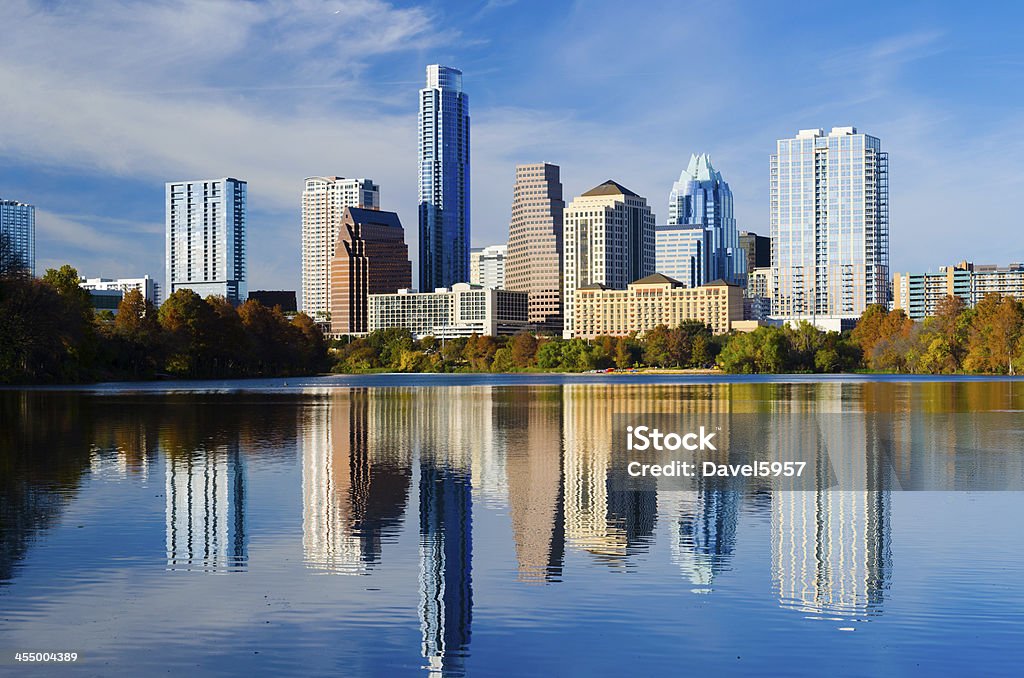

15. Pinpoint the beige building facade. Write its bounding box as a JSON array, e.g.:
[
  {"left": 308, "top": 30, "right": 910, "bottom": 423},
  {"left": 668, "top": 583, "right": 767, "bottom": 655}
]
[
  {"left": 572, "top": 274, "right": 745, "bottom": 338},
  {"left": 563, "top": 180, "right": 656, "bottom": 338}
]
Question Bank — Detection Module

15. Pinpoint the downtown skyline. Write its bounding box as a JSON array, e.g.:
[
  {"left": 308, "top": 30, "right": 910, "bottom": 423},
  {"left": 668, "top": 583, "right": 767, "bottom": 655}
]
[{"left": 3, "top": 1, "right": 1023, "bottom": 290}]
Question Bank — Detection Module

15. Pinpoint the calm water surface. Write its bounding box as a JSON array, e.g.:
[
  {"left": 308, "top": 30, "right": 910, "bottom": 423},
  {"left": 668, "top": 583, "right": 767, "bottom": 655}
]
[{"left": 2, "top": 375, "right": 1023, "bottom": 676}]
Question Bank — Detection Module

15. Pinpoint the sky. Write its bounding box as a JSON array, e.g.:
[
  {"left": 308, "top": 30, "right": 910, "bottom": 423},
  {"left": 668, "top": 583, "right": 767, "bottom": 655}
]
[{"left": 2, "top": 0, "right": 1023, "bottom": 291}]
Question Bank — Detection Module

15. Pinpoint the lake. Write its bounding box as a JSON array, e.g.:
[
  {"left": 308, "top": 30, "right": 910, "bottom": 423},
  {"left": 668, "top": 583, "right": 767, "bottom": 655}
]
[{"left": 2, "top": 375, "right": 1023, "bottom": 676}]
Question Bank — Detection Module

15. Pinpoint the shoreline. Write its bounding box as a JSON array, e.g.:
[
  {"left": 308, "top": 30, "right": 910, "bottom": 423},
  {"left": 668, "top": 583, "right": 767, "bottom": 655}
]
[{"left": 6, "top": 371, "right": 1024, "bottom": 391}]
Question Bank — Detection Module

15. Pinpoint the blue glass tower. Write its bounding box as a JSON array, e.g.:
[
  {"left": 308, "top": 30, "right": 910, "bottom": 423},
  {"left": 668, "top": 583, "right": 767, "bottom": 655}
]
[
  {"left": 667, "top": 154, "right": 743, "bottom": 284},
  {"left": 0, "top": 198, "right": 35, "bottom": 276},
  {"left": 418, "top": 65, "right": 470, "bottom": 291}
]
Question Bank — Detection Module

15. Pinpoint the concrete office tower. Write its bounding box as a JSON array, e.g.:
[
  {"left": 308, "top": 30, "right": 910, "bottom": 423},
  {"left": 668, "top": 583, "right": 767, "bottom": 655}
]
[
  {"left": 506, "top": 163, "right": 565, "bottom": 331},
  {"left": 301, "top": 176, "right": 380, "bottom": 323},
  {"left": 771, "top": 127, "right": 889, "bottom": 321},
  {"left": 656, "top": 224, "right": 710, "bottom": 287},
  {"left": 0, "top": 198, "right": 35, "bottom": 275},
  {"left": 668, "top": 154, "right": 742, "bottom": 284},
  {"left": 329, "top": 207, "right": 412, "bottom": 335},
  {"left": 469, "top": 244, "right": 507, "bottom": 288},
  {"left": 165, "top": 178, "right": 247, "bottom": 304},
  {"left": 562, "top": 180, "right": 655, "bottom": 338},
  {"left": 419, "top": 64, "right": 471, "bottom": 291}
]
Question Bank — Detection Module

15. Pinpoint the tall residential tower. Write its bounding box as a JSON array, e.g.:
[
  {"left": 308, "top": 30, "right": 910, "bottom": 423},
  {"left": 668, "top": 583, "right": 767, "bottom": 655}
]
[
  {"left": 562, "top": 180, "right": 655, "bottom": 338},
  {"left": 0, "top": 198, "right": 35, "bottom": 276},
  {"left": 770, "top": 127, "right": 889, "bottom": 321},
  {"left": 505, "top": 163, "right": 565, "bottom": 331},
  {"left": 418, "top": 65, "right": 470, "bottom": 291},
  {"left": 301, "top": 176, "right": 380, "bottom": 323},
  {"left": 165, "top": 178, "right": 247, "bottom": 304}
]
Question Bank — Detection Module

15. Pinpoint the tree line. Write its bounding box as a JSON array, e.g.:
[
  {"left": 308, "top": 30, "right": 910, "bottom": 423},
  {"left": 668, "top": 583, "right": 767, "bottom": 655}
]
[
  {"left": 5, "top": 235, "right": 1023, "bottom": 380},
  {"left": 333, "top": 292, "right": 1024, "bottom": 376},
  {"left": 0, "top": 261, "right": 327, "bottom": 384}
]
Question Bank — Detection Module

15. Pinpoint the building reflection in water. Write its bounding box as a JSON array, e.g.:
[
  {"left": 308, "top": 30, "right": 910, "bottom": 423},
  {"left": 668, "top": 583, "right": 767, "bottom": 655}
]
[
  {"left": 770, "top": 383, "right": 892, "bottom": 619},
  {"left": 663, "top": 485, "right": 739, "bottom": 593},
  {"left": 562, "top": 384, "right": 662, "bottom": 567},
  {"left": 300, "top": 390, "right": 411, "bottom": 574},
  {"left": 165, "top": 443, "right": 247, "bottom": 572},
  {"left": 414, "top": 389, "right": 475, "bottom": 677},
  {"left": 500, "top": 387, "right": 565, "bottom": 583}
]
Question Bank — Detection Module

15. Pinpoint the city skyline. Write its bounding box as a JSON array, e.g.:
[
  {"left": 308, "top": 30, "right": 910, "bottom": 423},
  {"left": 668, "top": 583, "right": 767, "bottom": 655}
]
[{"left": 5, "top": 1, "right": 1022, "bottom": 290}]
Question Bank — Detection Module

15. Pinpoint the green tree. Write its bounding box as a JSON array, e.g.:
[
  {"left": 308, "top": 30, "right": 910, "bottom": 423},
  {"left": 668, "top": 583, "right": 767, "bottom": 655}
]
[
  {"left": 0, "top": 277, "right": 68, "bottom": 382},
  {"left": 614, "top": 337, "right": 639, "bottom": 368},
  {"left": 642, "top": 325, "right": 673, "bottom": 367},
  {"left": 491, "top": 346, "right": 515, "bottom": 372},
  {"left": 536, "top": 339, "right": 565, "bottom": 369},
  {"left": 159, "top": 289, "right": 219, "bottom": 377},
  {"left": 109, "top": 289, "right": 163, "bottom": 378}
]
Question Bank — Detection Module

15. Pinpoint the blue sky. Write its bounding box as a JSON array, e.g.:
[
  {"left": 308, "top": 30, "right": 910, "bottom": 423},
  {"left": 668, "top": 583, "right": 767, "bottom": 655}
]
[{"left": 2, "top": 0, "right": 1023, "bottom": 290}]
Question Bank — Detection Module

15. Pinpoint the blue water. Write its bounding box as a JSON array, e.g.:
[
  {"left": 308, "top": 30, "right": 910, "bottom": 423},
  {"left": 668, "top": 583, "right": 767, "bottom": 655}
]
[{"left": 1, "top": 377, "right": 1022, "bottom": 676}]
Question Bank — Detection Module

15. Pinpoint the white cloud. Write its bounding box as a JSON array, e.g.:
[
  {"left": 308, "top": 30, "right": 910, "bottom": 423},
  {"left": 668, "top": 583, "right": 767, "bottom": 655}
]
[{"left": 4, "top": 1, "right": 1024, "bottom": 290}]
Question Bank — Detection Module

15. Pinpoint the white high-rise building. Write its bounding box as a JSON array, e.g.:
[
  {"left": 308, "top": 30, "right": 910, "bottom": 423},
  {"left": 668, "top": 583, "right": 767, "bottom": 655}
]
[
  {"left": 301, "top": 176, "right": 380, "bottom": 323},
  {"left": 562, "top": 180, "right": 655, "bottom": 338},
  {"left": 469, "top": 244, "right": 506, "bottom": 288},
  {"left": 165, "top": 178, "right": 247, "bottom": 304},
  {"left": 770, "top": 127, "right": 889, "bottom": 322}
]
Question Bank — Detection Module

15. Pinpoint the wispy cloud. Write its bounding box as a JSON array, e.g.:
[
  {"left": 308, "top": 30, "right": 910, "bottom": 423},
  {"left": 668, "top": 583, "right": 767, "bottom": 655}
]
[{"left": 4, "top": 0, "right": 1024, "bottom": 289}]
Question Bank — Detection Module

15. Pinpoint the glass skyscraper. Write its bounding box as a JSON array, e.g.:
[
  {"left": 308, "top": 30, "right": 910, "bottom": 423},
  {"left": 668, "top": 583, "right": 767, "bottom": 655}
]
[
  {"left": 770, "top": 127, "right": 889, "bottom": 319},
  {"left": 655, "top": 224, "right": 709, "bottom": 287},
  {"left": 667, "top": 154, "right": 742, "bottom": 284},
  {"left": 0, "top": 198, "right": 35, "bottom": 275},
  {"left": 418, "top": 65, "right": 470, "bottom": 291}
]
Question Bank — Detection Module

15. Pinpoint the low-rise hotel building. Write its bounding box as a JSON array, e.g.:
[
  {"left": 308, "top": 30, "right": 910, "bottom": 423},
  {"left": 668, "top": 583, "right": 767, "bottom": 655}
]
[
  {"left": 571, "top": 274, "right": 747, "bottom": 338},
  {"left": 894, "top": 261, "right": 1024, "bottom": 319},
  {"left": 80, "top": 275, "right": 162, "bottom": 307},
  {"left": 368, "top": 283, "right": 528, "bottom": 339}
]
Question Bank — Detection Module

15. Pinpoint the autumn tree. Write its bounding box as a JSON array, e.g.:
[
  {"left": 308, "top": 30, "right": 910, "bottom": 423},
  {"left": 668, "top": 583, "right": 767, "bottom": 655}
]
[
  {"left": 510, "top": 332, "right": 538, "bottom": 368},
  {"left": 964, "top": 293, "right": 1023, "bottom": 374}
]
